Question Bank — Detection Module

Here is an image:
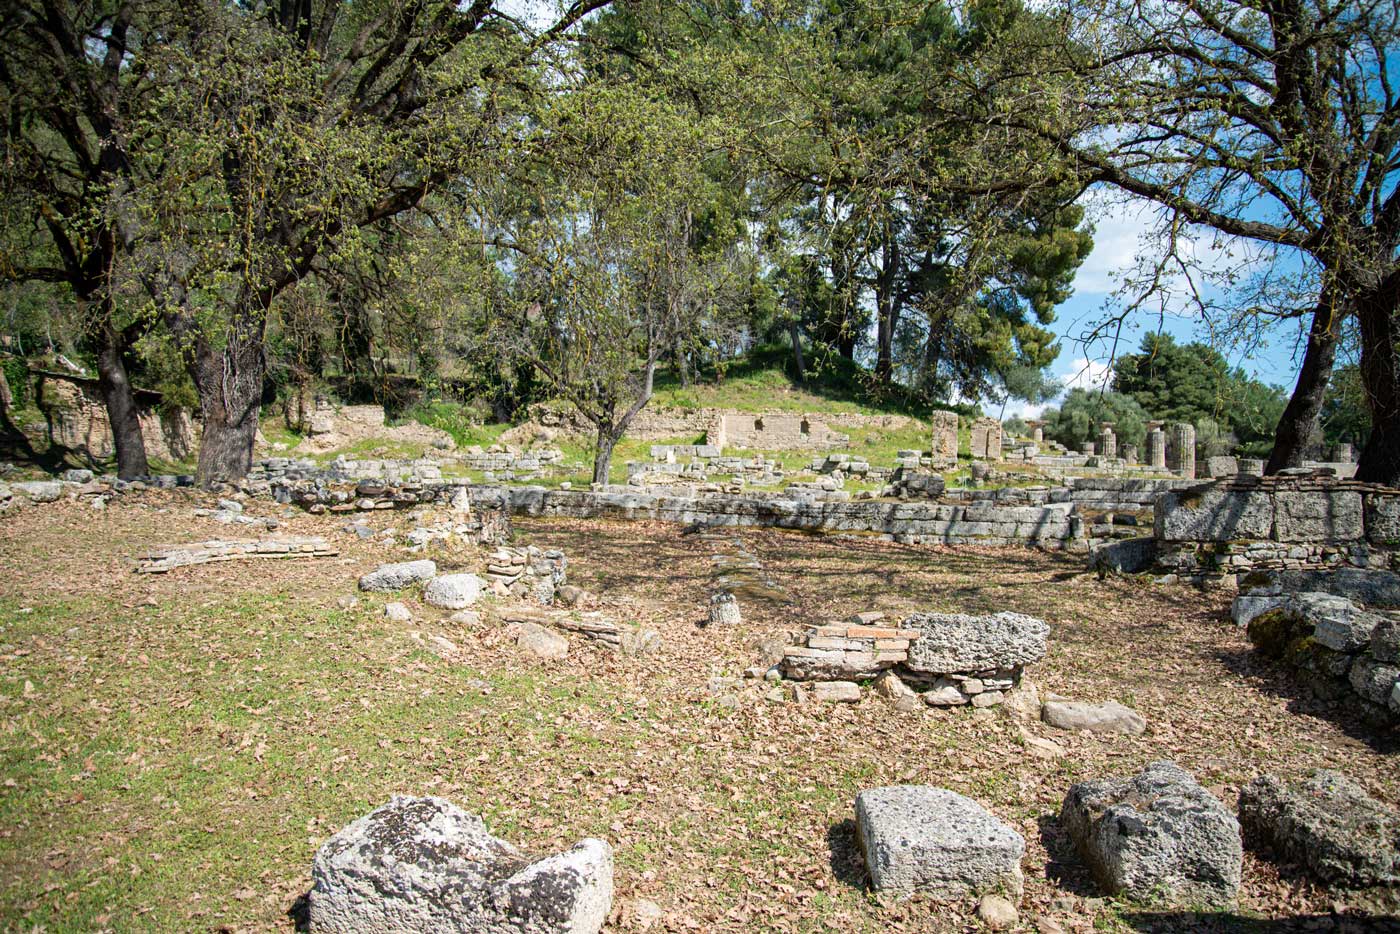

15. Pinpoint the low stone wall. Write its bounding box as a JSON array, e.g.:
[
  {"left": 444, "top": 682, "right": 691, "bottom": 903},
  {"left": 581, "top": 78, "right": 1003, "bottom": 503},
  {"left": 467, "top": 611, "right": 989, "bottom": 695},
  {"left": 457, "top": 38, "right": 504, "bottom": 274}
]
[
  {"left": 1152, "top": 473, "right": 1400, "bottom": 578},
  {"left": 35, "top": 371, "right": 195, "bottom": 463}
]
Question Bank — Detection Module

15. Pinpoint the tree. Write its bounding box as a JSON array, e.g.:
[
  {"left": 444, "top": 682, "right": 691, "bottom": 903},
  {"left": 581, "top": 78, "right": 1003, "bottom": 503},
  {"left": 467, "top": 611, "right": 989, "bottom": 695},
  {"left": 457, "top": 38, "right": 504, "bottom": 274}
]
[
  {"left": 1041, "top": 387, "right": 1149, "bottom": 453},
  {"left": 1012, "top": 0, "right": 1400, "bottom": 483}
]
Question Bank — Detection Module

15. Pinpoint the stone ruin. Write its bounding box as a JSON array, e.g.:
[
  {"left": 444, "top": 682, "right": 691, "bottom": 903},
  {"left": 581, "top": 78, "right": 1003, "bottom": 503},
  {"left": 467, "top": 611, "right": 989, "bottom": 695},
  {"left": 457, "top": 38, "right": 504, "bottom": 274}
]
[
  {"left": 779, "top": 610, "right": 1048, "bottom": 709},
  {"left": 969, "top": 417, "right": 1003, "bottom": 460},
  {"left": 929, "top": 410, "right": 959, "bottom": 470},
  {"left": 34, "top": 370, "right": 195, "bottom": 463},
  {"left": 710, "top": 411, "right": 848, "bottom": 451}
]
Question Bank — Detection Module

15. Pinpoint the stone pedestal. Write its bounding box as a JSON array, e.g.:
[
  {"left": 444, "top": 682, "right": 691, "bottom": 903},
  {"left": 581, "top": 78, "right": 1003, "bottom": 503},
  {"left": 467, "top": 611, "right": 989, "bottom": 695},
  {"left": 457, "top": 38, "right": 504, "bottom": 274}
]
[
  {"left": 1082, "top": 442, "right": 1096, "bottom": 456},
  {"left": 1333, "top": 443, "right": 1355, "bottom": 464},
  {"left": 1100, "top": 424, "right": 1117, "bottom": 459},
  {"left": 929, "top": 411, "right": 959, "bottom": 470},
  {"left": 970, "top": 418, "right": 1002, "bottom": 460},
  {"left": 1027, "top": 420, "right": 1044, "bottom": 443}
]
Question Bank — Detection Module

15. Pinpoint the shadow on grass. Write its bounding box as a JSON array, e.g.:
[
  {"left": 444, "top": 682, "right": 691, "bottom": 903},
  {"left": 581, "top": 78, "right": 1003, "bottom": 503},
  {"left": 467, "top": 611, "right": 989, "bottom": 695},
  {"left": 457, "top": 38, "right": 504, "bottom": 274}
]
[
  {"left": 827, "top": 819, "right": 868, "bottom": 891},
  {"left": 1037, "top": 814, "right": 1100, "bottom": 898},
  {"left": 1118, "top": 910, "right": 1400, "bottom": 933}
]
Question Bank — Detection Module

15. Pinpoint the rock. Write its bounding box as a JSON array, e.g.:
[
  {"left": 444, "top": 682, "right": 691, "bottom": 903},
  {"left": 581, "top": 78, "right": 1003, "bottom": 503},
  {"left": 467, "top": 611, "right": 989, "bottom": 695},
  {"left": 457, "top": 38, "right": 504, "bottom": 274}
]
[
  {"left": 970, "top": 690, "right": 1004, "bottom": 708},
  {"left": 976, "top": 894, "right": 1019, "bottom": 930},
  {"left": 217, "top": 498, "right": 243, "bottom": 513},
  {"left": 1348, "top": 656, "right": 1400, "bottom": 705},
  {"left": 620, "top": 897, "right": 664, "bottom": 931},
  {"left": 1240, "top": 771, "right": 1399, "bottom": 888},
  {"left": 60, "top": 468, "right": 94, "bottom": 483},
  {"left": 1060, "top": 761, "right": 1241, "bottom": 906},
  {"left": 556, "top": 585, "right": 588, "bottom": 608},
  {"left": 384, "top": 602, "right": 412, "bottom": 622},
  {"left": 510, "top": 622, "right": 568, "bottom": 660},
  {"left": 873, "top": 671, "right": 917, "bottom": 706},
  {"left": 1285, "top": 592, "right": 1383, "bottom": 653},
  {"left": 810, "top": 681, "right": 861, "bottom": 703},
  {"left": 1369, "top": 615, "right": 1400, "bottom": 664},
  {"left": 1230, "top": 594, "right": 1287, "bottom": 628},
  {"left": 708, "top": 592, "right": 741, "bottom": 626},
  {"left": 12, "top": 480, "right": 64, "bottom": 503},
  {"left": 1273, "top": 489, "right": 1364, "bottom": 542},
  {"left": 308, "top": 795, "right": 612, "bottom": 934},
  {"left": 751, "top": 632, "right": 791, "bottom": 667},
  {"left": 903, "top": 611, "right": 1048, "bottom": 673},
  {"left": 1090, "top": 538, "right": 1157, "bottom": 575},
  {"left": 923, "top": 680, "right": 969, "bottom": 707},
  {"left": 1154, "top": 489, "right": 1274, "bottom": 542},
  {"left": 1239, "top": 567, "right": 1400, "bottom": 609},
  {"left": 450, "top": 609, "right": 483, "bottom": 627},
  {"left": 1002, "top": 680, "right": 1042, "bottom": 721},
  {"left": 1042, "top": 700, "right": 1145, "bottom": 736},
  {"left": 423, "top": 573, "right": 483, "bottom": 610},
  {"left": 335, "top": 596, "right": 359, "bottom": 610},
  {"left": 359, "top": 559, "right": 438, "bottom": 592},
  {"left": 1017, "top": 727, "right": 1065, "bottom": 760},
  {"left": 855, "top": 785, "right": 1024, "bottom": 900},
  {"left": 618, "top": 629, "right": 661, "bottom": 656}
]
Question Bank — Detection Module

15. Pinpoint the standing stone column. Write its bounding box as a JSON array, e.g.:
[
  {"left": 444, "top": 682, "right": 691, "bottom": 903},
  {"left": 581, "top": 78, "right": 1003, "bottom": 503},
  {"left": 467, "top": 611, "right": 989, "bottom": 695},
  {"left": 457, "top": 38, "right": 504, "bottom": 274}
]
[
  {"left": 1122, "top": 444, "right": 1138, "bottom": 465},
  {"left": 1027, "top": 420, "right": 1044, "bottom": 443},
  {"left": 970, "top": 417, "right": 1003, "bottom": 460},
  {"left": 1146, "top": 421, "right": 1167, "bottom": 470},
  {"left": 929, "top": 411, "right": 959, "bottom": 470},
  {"left": 1100, "top": 423, "right": 1117, "bottom": 459},
  {"left": 1333, "top": 443, "right": 1355, "bottom": 464},
  {"left": 1166, "top": 422, "right": 1196, "bottom": 479}
]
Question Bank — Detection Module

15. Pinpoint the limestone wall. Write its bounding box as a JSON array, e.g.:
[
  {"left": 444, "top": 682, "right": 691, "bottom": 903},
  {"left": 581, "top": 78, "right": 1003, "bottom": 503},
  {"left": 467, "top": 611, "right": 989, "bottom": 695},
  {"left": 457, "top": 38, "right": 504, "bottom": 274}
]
[
  {"left": 712, "top": 413, "right": 849, "bottom": 451},
  {"left": 35, "top": 372, "right": 195, "bottom": 463},
  {"left": 1152, "top": 473, "right": 1400, "bottom": 578}
]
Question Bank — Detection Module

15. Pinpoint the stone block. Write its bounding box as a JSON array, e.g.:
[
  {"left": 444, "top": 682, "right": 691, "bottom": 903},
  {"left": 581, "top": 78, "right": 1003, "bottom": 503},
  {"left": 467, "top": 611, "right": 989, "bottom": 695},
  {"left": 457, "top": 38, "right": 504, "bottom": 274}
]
[
  {"left": 309, "top": 795, "right": 613, "bottom": 933},
  {"left": 1272, "top": 490, "right": 1364, "bottom": 542},
  {"left": 855, "top": 786, "right": 1024, "bottom": 899},
  {"left": 1153, "top": 489, "right": 1273, "bottom": 542},
  {"left": 1042, "top": 700, "right": 1145, "bottom": 735},
  {"left": 904, "top": 611, "right": 1048, "bottom": 674},
  {"left": 423, "top": 573, "right": 483, "bottom": 610},
  {"left": 1060, "top": 762, "right": 1241, "bottom": 905},
  {"left": 359, "top": 559, "right": 438, "bottom": 592},
  {"left": 1239, "top": 771, "right": 1399, "bottom": 888},
  {"left": 1366, "top": 493, "right": 1400, "bottom": 544}
]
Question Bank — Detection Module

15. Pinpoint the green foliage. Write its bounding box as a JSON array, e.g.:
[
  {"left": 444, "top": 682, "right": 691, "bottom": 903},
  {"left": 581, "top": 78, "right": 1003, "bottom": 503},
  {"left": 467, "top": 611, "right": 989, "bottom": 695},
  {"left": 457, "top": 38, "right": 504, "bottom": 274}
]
[
  {"left": 1042, "top": 388, "right": 1149, "bottom": 451},
  {"left": 1320, "top": 364, "right": 1371, "bottom": 447}
]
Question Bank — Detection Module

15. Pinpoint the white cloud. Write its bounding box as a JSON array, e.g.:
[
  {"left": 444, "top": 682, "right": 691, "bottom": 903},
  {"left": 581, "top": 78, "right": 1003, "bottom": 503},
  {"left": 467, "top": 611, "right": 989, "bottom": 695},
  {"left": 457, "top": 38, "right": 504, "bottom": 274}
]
[{"left": 1059, "top": 356, "right": 1114, "bottom": 393}]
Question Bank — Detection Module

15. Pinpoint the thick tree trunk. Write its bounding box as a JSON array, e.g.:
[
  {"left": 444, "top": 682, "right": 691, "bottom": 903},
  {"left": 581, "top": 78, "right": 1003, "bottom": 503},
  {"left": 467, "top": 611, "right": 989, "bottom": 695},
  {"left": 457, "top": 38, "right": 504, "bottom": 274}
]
[
  {"left": 1266, "top": 295, "right": 1338, "bottom": 474},
  {"left": 94, "top": 318, "right": 150, "bottom": 479},
  {"left": 592, "top": 423, "right": 619, "bottom": 487},
  {"left": 188, "top": 314, "right": 267, "bottom": 486},
  {"left": 1354, "top": 281, "right": 1400, "bottom": 486},
  {"left": 874, "top": 221, "right": 899, "bottom": 384},
  {"left": 788, "top": 319, "right": 806, "bottom": 384}
]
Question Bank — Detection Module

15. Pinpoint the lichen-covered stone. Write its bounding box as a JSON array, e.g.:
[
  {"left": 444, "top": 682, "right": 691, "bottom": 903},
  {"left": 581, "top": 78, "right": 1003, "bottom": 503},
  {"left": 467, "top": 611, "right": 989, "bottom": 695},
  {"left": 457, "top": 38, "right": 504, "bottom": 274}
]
[
  {"left": 359, "top": 559, "right": 438, "bottom": 592},
  {"left": 1272, "top": 490, "right": 1364, "bottom": 542},
  {"left": 1154, "top": 489, "right": 1273, "bottom": 542},
  {"left": 1278, "top": 592, "right": 1383, "bottom": 653},
  {"left": 1239, "top": 771, "right": 1399, "bottom": 888},
  {"left": 903, "top": 612, "right": 1048, "bottom": 673},
  {"left": 1349, "top": 656, "right": 1400, "bottom": 706},
  {"left": 423, "top": 573, "right": 483, "bottom": 610},
  {"left": 1370, "top": 615, "right": 1400, "bottom": 664},
  {"left": 309, "top": 795, "right": 612, "bottom": 933},
  {"left": 1060, "top": 761, "right": 1241, "bottom": 906},
  {"left": 855, "top": 785, "right": 1024, "bottom": 900},
  {"left": 1239, "top": 568, "right": 1400, "bottom": 608},
  {"left": 1364, "top": 493, "right": 1400, "bottom": 545},
  {"left": 1041, "top": 700, "right": 1145, "bottom": 736}
]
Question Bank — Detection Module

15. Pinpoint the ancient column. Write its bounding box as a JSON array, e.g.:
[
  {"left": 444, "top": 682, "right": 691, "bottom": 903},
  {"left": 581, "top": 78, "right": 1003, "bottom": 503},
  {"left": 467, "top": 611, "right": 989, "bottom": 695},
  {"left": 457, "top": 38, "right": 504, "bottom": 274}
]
[
  {"left": 1333, "top": 442, "right": 1354, "bottom": 464},
  {"left": 1099, "top": 423, "right": 1117, "bottom": 459},
  {"left": 1027, "top": 420, "right": 1044, "bottom": 443},
  {"left": 1166, "top": 422, "right": 1196, "bottom": 479},
  {"left": 929, "top": 410, "right": 959, "bottom": 470},
  {"left": 1122, "top": 444, "right": 1138, "bottom": 465},
  {"left": 1146, "top": 421, "right": 1166, "bottom": 469}
]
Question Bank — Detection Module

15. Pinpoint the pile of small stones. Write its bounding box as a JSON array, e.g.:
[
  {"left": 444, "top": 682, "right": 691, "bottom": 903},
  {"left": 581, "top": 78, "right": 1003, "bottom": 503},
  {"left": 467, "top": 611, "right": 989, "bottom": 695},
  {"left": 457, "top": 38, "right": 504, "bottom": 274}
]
[{"left": 484, "top": 546, "right": 568, "bottom": 603}]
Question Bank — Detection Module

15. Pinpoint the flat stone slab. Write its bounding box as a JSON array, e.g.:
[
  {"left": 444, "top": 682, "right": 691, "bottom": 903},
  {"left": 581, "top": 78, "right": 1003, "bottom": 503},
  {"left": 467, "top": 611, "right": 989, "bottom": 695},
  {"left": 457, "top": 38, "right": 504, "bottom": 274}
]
[
  {"left": 1042, "top": 700, "right": 1145, "bottom": 735},
  {"left": 855, "top": 785, "right": 1024, "bottom": 900},
  {"left": 1060, "top": 761, "right": 1241, "bottom": 906},
  {"left": 309, "top": 795, "right": 612, "bottom": 933},
  {"left": 1239, "top": 771, "right": 1399, "bottom": 888},
  {"left": 903, "top": 612, "right": 1049, "bottom": 674},
  {"left": 359, "top": 559, "right": 437, "bottom": 592}
]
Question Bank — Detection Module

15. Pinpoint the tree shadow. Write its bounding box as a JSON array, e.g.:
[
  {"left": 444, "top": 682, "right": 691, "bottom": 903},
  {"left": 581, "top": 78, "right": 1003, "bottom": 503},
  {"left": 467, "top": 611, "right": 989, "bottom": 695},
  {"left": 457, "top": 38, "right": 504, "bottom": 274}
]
[
  {"left": 287, "top": 891, "right": 311, "bottom": 931},
  {"left": 1037, "top": 814, "right": 1099, "bottom": 897},
  {"left": 1118, "top": 910, "right": 1400, "bottom": 933},
  {"left": 1213, "top": 646, "right": 1400, "bottom": 754},
  {"left": 827, "top": 819, "right": 868, "bottom": 890}
]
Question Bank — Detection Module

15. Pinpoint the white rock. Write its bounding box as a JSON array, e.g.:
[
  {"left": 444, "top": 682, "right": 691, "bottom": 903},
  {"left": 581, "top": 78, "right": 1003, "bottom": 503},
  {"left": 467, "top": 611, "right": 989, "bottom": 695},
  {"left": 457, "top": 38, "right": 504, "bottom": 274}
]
[
  {"left": 855, "top": 785, "right": 1024, "bottom": 899},
  {"left": 810, "top": 681, "right": 861, "bottom": 703},
  {"left": 423, "top": 573, "right": 483, "bottom": 610},
  {"left": 1042, "top": 700, "right": 1145, "bottom": 736},
  {"left": 510, "top": 622, "right": 568, "bottom": 660},
  {"left": 384, "top": 602, "right": 412, "bottom": 622},
  {"left": 309, "top": 795, "right": 612, "bottom": 933},
  {"left": 977, "top": 894, "right": 1019, "bottom": 930},
  {"left": 359, "top": 560, "right": 437, "bottom": 592}
]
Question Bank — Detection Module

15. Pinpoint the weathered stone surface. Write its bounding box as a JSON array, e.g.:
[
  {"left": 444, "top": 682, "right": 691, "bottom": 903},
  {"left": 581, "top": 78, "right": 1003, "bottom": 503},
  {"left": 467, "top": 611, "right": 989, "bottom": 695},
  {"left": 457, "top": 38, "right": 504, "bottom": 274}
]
[
  {"left": 923, "top": 680, "right": 969, "bottom": 707},
  {"left": 708, "top": 592, "right": 741, "bottom": 626},
  {"left": 872, "top": 671, "right": 918, "bottom": 709},
  {"left": 810, "top": 681, "right": 861, "bottom": 703},
  {"left": 309, "top": 795, "right": 613, "bottom": 934},
  {"left": 359, "top": 559, "right": 438, "bottom": 592},
  {"left": 384, "top": 602, "right": 412, "bottom": 622},
  {"left": 1090, "top": 538, "right": 1156, "bottom": 575},
  {"left": 976, "top": 894, "right": 1018, "bottom": 930},
  {"left": 1272, "top": 490, "right": 1364, "bottom": 542},
  {"left": 510, "top": 622, "right": 568, "bottom": 660},
  {"left": 12, "top": 480, "right": 64, "bottom": 503},
  {"left": 929, "top": 411, "right": 960, "bottom": 470},
  {"left": 423, "top": 573, "right": 483, "bottom": 610},
  {"left": 1230, "top": 594, "right": 1287, "bottom": 628},
  {"left": 1060, "top": 761, "right": 1241, "bottom": 905},
  {"left": 855, "top": 786, "right": 1024, "bottom": 900},
  {"left": 1370, "top": 615, "right": 1400, "bottom": 664},
  {"left": 1349, "top": 656, "right": 1400, "bottom": 706},
  {"left": 1366, "top": 493, "right": 1400, "bottom": 544},
  {"left": 1239, "top": 771, "right": 1400, "bottom": 888},
  {"left": 1275, "top": 592, "right": 1383, "bottom": 653},
  {"left": 1240, "top": 567, "right": 1400, "bottom": 608},
  {"left": 1154, "top": 489, "right": 1273, "bottom": 543},
  {"left": 1042, "top": 700, "right": 1145, "bottom": 736},
  {"left": 903, "top": 612, "right": 1048, "bottom": 673},
  {"left": 1204, "top": 456, "right": 1238, "bottom": 478}
]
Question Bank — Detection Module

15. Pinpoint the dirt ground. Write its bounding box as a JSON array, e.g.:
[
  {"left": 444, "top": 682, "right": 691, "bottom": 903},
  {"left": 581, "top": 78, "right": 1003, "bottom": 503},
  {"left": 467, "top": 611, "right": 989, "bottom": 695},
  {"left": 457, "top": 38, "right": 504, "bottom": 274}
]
[{"left": 0, "top": 491, "right": 1396, "bottom": 933}]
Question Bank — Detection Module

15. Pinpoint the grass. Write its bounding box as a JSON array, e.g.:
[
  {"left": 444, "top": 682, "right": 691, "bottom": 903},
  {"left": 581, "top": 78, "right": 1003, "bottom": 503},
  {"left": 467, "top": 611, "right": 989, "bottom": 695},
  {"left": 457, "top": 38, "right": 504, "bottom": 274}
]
[{"left": 3, "top": 502, "right": 1398, "bottom": 931}]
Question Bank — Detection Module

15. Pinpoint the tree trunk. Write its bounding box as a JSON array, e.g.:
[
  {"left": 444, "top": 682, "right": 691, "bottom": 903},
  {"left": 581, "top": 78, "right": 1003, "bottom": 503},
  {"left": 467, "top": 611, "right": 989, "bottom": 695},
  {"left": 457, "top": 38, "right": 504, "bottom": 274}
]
[
  {"left": 1354, "top": 281, "right": 1400, "bottom": 486},
  {"left": 788, "top": 319, "right": 806, "bottom": 384},
  {"left": 1266, "top": 294, "right": 1338, "bottom": 474},
  {"left": 94, "top": 317, "right": 150, "bottom": 479},
  {"left": 0, "top": 364, "right": 40, "bottom": 461},
  {"left": 592, "top": 422, "right": 619, "bottom": 487},
  {"left": 188, "top": 313, "right": 267, "bottom": 486},
  {"left": 874, "top": 220, "right": 899, "bottom": 383}
]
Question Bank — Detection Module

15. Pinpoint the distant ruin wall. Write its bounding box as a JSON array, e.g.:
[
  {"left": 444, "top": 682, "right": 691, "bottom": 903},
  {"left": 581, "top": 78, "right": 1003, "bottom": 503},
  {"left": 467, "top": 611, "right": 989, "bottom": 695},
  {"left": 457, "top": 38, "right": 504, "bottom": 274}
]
[
  {"left": 35, "top": 372, "right": 195, "bottom": 463},
  {"left": 712, "top": 413, "right": 849, "bottom": 451}
]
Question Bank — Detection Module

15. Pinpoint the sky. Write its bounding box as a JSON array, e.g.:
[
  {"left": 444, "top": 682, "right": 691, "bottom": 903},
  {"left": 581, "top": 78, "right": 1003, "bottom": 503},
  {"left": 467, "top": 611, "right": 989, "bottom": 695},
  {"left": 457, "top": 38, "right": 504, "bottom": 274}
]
[{"left": 1010, "top": 188, "right": 1311, "bottom": 420}]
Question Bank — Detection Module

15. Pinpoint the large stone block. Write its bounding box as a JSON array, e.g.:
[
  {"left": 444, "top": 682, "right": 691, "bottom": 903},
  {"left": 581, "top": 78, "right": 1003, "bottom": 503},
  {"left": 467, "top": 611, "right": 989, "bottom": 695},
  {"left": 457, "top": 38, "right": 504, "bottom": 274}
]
[
  {"left": 1239, "top": 771, "right": 1399, "bottom": 888},
  {"left": 1153, "top": 489, "right": 1274, "bottom": 542},
  {"left": 1367, "top": 493, "right": 1400, "bottom": 544},
  {"left": 855, "top": 785, "right": 1024, "bottom": 899},
  {"left": 903, "top": 611, "right": 1049, "bottom": 674},
  {"left": 309, "top": 795, "right": 613, "bottom": 933},
  {"left": 423, "top": 573, "right": 483, "bottom": 610},
  {"left": 1238, "top": 567, "right": 1400, "bottom": 608},
  {"left": 1060, "top": 761, "right": 1241, "bottom": 906},
  {"left": 358, "top": 559, "right": 438, "bottom": 592},
  {"left": 1272, "top": 490, "right": 1364, "bottom": 542}
]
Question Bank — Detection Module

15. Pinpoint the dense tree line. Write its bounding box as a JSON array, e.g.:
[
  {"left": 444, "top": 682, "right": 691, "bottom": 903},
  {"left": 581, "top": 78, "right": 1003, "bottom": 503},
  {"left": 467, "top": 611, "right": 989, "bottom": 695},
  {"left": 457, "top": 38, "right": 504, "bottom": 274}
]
[{"left": 1, "top": 0, "right": 1394, "bottom": 484}]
